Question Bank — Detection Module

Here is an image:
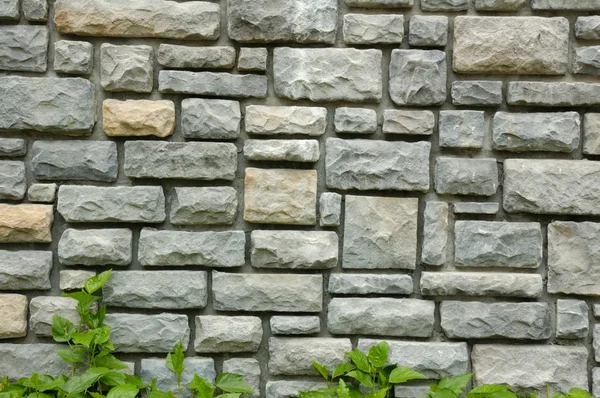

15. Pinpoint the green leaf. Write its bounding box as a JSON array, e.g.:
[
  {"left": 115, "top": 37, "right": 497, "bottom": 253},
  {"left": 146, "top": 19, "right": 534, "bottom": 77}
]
[
  {"left": 312, "top": 362, "right": 329, "bottom": 382},
  {"left": 488, "top": 392, "right": 518, "bottom": 398},
  {"left": 345, "top": 349, "right": 371, "bottom": 373},
  {"left": 89, "top": 393, "right": 106, "bottom": 398},
  {"left": 106, "top": 384, "right": 138, "bottom": 398},
  {"left": 346, "top": 386, "right": 362, "bottom": 398},
  {"left": 378, "top": 365, "right": 397, "bottom": 389},
  {"left": 166, "top": 341, "right": 185, "bottom": 377},
  {"left": 97, "top": 305, "right": 106, "bottom": 327},
  {"left": 345, "top": 370, "right": 374, "bottom": 389},
  {"left": 468, "top": 384, "right": 510, "bottom": 396},
  {"left": 367, "top": 341, "right": 388, "bottom": 369},
  {"left": 429, "top": 389, "right": 460, "bottom": 398},
  {"left": 85, "top": 270, "right": 112, "bottom": 294},
  {"left": 332, "top": 362, "right": 355, "bottom": 379},
  {"left": 123, "top": 375, "right": 147, "bottom": 390},
  {"left": 51, "top": 315, "right": 76, "bottom": 343},
  {"left": 566, "top": 389, "right": 593, "bottom": 398},
  {"left": 26, "top": 393, "right": 53, "bottom": 398},
  {"left": 336, "top": 379, "right": 351, "bottom": 398},
  {"left": 388, "top": 366, "right": 428, "bottom": 384},
  {"left": 72, "top": 330, "right": 97, "bottom": 348},
  {"left": 57, "top": 347, "right": 87, "bottom": 364},
  {"left": 215, "top": 395, "right": 240, "bottom": 398},
  {"left": 187, "top": 374, "right": 215, "bottom": 398},
  {"left": 216, "top": 373, "right": 252, "bottom": 394},
  {"left": 95, "top": 326, "right": 111, "bottom": 345},
  {"left": 439, "top": 373, "right": 473, "bottom": 395},
  {"left": 364, "top": 389, "right": 390, "bottom": 398},
  {"left": 148, "top": 389, "right": 174, "bottom": 398},
  {"left": 298, "top": 391, "right": 334, "bottom": 398},
  {"left": 94, "top": 355, "right": 128, "bottom": 370},
  {"left": 100, "top": 371, "right": 127, "bottom": 387},
  {"left": 60, "top": 373, "right": 99, "bottom": 395},
  {"left": 62, "top": 291, "right": 100, "bottom": 311}
]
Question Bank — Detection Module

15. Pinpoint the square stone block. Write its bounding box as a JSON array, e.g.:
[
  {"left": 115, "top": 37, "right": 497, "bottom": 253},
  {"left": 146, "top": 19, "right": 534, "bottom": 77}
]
[{"left": 100, "top": 43, "right": 153, "bottom": 93}]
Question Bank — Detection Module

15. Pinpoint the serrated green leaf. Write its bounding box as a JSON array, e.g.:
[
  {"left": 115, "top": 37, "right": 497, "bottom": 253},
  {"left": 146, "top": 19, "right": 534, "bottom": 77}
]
[
  {"left": 72, "top": 330, "right": 97, "bottom": 347},
  {"left": 0, "top": 391, "right": 25, "bottom": 398},
  {"left": 216, "top": 373, "right": 252, "bottom": 394},
  {"left": 336, "top": 379, "right": 351, "bottom": 398},
  {"left": 566, "top": 389, "right": 593, "bottom": 398},
  {"left": 367, "top": 341, "right": 388, "bottom": 369},
  {"left": 345, "top": 370, "right": 374, "bottom": 389},
  {"left": 166, "top": 341, "right": 185, "bottom": 377},
  {"left": 188, "top": 374, "right": 214, "bottom": 398},
  {"left": 106, "top": 384, "right": 138, "bottom": 398},
  {"left": 94, "top": 355, "right": 128, "bottom": 371},
  {"left": 85, "top": 270, "right": 112, "bottom": 295},
  {"left": 378, "top": 365, "right": 397, "bottom": 389},
  {"left": 62, "top": 291, "right": 100, "bottom": 311},
  {"left": 60, "top": 373, "right": 98, "bottom": 395},
  {"left": 363, "top": 388, "right": 390, "bottom": 398},
  {"left": 429, "top": 388, "right": 460, "bottom": 398},
  {"left": 488, "top": 392, "right": 518, "bottom": 398},
  {"left": 57, "top": 347, "right": 87, "bottom": 364},
  {"left": 215, "top": 394, "right": 240, "bottom": 398},
  {"left": 468, "top": 384, "right": 510, "bottom": 396},
  {"left": 51, "top": 315, "right": 76, "bottom": 343},
  {"left": 94, "top": 326, "right": 111, "bottom": 345},
  {"left": 148, "top": 389, "right": 173, "bottom": 398},
  {"left": 298, "top": 391, "right": 334, "bottom": 398},
  {"left": 26, "top": 393, "right": 53, "bottom": 398},
  {"left": 345, "top": 349, "right": 371, "bottom": 373},
  {"left": 100, "top": 371, "right": 127, "bottom": 387},
  {"left": 347, "top": 386, "right": 362, "bottom": 398},
  {"left": 388, "top": 366, "right": 427, "bottom": 384},
  {"left": 332, "top": 362, "right": 355, "bottom": 379},
  {"left": 123, "top": 375, "right": 146, "bottom": 390},
  {"left": 439, "top": 373, "right": 473, "bottom": 395},
  {"left": 312, "top": 362, "right": 329, "bottom": 382}
]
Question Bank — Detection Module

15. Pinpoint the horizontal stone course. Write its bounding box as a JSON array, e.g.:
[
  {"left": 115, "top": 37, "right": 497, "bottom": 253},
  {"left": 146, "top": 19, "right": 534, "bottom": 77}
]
[
  {"left": 159, "top": 71, "right": 267, "bottom": 98},
  {"left": 421, "top": 272, "right": 543, "bottom": 298},
  {"left": 328, "top": 274, "right": 413, "bottom": 295}
]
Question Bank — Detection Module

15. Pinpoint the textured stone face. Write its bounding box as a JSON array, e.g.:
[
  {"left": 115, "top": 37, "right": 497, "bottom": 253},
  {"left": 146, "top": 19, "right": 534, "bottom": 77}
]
[
  {"left": 245, "top": 106, "right": 327, "bottom": 136},
  {"left": 238, "top": 48, "right": 267, "bottom": 72},
  {"left": 124, "top": 141, "right": 237, "bottom": 181},
  {"left": 212, "top": 271, "right": 322, "bottom": 312},
  {"left": 0, "top": 139, "right": 25, "bottom": 157},
  {"left": 382, "top": 110, "right": 435, "bottom": 135},
  {"left": 251, "top": 230, "right": 338, "bottom": 269},
  {"left": 0, "top": 26, "right": 48, "bottom": 72},
  {"left": 326, "top": 138, "right": 430, "bottom": 191},
  {"left": 531, "top": 0, "right": 600, "bottom": 10},
  {"left": 328, "top": 298, "right": 434, "bottom": 337},
  {"left": 29, "top": 297, "right": 78, "bottom": 336},
  {"left": 343, "top": 196, "right": 418, "bottom": 269},
  {"left": 158, "top": 45, "right": 235, "bottom": 69},
  {"left": 0, "top": 0, "right": 18, "bottom": 19},
  {"left": 421, "top": 201, "right": 448, "bottom": 266},
  {"left": 244, "top": 168, "right": 317, "bottom": 225},
  {"left": 268, "top": 338, "right": 352, "bottom": 376},
  {"left": 584, "top": 114, "right": 600, "bottom": 155},
  {"left": 27, "top": 184, "right": 56, "bottom": 203},
  {"left": 270, "top": 316, "right": 320, "bottom": 335},
  {"left": 439, "top": 110, "right": 485, "bottom": 149},
  {"left": 0, "top": 251, "right": 52, "bottom": 290},
  {"left": 0, "top": 294, "right": 27, "bottom": 338},
  {"left": 508, "top": 82, "right": 600, "bottom": 107},
  {"left": 454, "top": 202, "right": 499, "bottom": 215},
  {"left": 343, "top": 14, "right": 403, "bottom": 44},
  {"left": 138, "top": 229, "right": 245, "bottom": 268},
  {"left": 58, "top": 229, "right": 132, "bottom": 266},
  {"left": 266, "top": 381, "right": 328, "bottom": 398},
  {"left": 244, "top": 140, "right": 319, "bottom": 162},
  {"left": 421, "top": 0, "right": 468, "bottom": 10},
  {"left": 22, "top": 0, "right": 47, "bottom": 21},
  {"left": 319, "top": 192, "right": 341, "bottom": 227},
  {"left": 181, "top": 99, "right": 240, "bottom": 139},
  {"left": 59, "top": 270, "right": 95, "bottom": 291},
  {"left": 389, "top": 50, "right": 446, "bottom": 106},
  {"left": 504, "top": 159, "right": 600, "bottom": 215},
  {"left": 227, "top": 0, "right": 337, "bottom": 43},
  {"left": 421, "top": 272, "right": 543, "bottom": 298},
  {"left": 53, "top": 40, "right": 92, "bottom": 74},
  {"left": 223, "top": 359, "right": 261, "bottom": 398},
  {"left": 451, "top": 81, "right": 503, "bottom": 106},
  {"left": 346, "top": 0, "right": 413, "bottom": 6},
  {"left": 557, "top": 300, "right": 589, "bottom": 339},
  {"left": 103, "top": 100, "right": 175, "bottom": 137},
  {"left": 573, "top": 46, "right": 600, "bottom": 75},
  {"left": 159, "top": 71, "right": 267, "bottom": 98},
  {"left": 329, "top": 274, "right": 413, "bottom": 295},
  {"left": 472, "top": 345, "right": 588, "bottom": 394},
  {"left": 409, "top": 16, "right": 448, "bottom": 47},
  {"left": 0, "top": 77, "right": 95, "bottom": 135},
  {"left": 170, "top": 187, "right": 237, "bottom": 226},
  {"left": 58, "top": 186, "right": 165, "bottom": 223},
  {"left": 0, "top": 205, "right": 53, "bottom": 243},
  {"left": 0, "top": 161, "right": 25, "bottom": 200},
  {"left": 273, "top": 47, "right": 382, "bottom": 102},
  {"left": 455, "top": 221, "right": 542, "bottom": 268},
  {"left": 454, "top": 17, "right": 569, "bottom": 75},
  {"left": 195, "top": 316, "right": 262, "bottom": 353},
  {"left": 0, "top": 345, "right": 70, "bottom": 380},
  {"left": 100, "top": 44, "right": 153, "bottom": 93},
  {"left": 475, "top": 0, "right": 526, "bottom": 10},
  {"left": 54, "top": 0, "right": 220, "bottom": 40},
  {"left": 140, "top": 358, "right": 215, "bottom": 398},
  {"left": 334, "top": 108, "right": 377, "bottom": 134},
  {"left": 435, "top": 158, "right": 498, "bottom": 196},
  {"left": 576, "top": 17, "right": 600, "bottom": 40}
]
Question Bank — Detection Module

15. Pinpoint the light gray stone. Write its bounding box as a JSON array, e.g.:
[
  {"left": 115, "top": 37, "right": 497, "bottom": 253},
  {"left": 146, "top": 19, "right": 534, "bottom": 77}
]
[
  {"left": 435, "top": 158, "right": 498, "bottom": 196},
  {"left": 159, "top": 70, "right": 267, "bottom": 98},
  {"left": 329, "top": 274, "right": 413, "bottom": 295},
  {"left": 245, "top": 105, "right": 327, "bottom": 136},
  {"left": 124, "top": 141, "right": 236, "bottom": 181},
  {"left": 394, "top": 386, "right": 432, "bottom": 398},
  {"left": 158, "top": 45, "right": 235, "bottom": 69},
  {"left": 170, "top": 187, "right": 237, "bottom": 226},
  {"left": 422, "top": 201, "right": 448, "bottom": 266},
  {"left": 58, "top": 186, "right": 166, "bottom": 223},
  {"left": 328, "top": 298, "right": 434, "bottom": 337},
  {"left": 531, "top": 0, "right": 600, "bottom": 10},
  {"left": 140, "top": 358, "right": 215, "bottom": 398},
  {"left": 181, "top": 98, "right": 240, "bottom": 140},
  {"left": 452, "top": 81, "right": 503, "bottom": 106},
  {"left": 100, "top": 44, "right": 153, "bottom": 93},
  {"left": 27, "top": 184, "right": 56, "bottom": 203},
  {"left": 0, "top": 26, "right": 48, "bottom": 72},
  {"left": 0, "top": 250, "right": 52, "bottom": 290},
  {"left": 441, "top": 301, "right": 551, "bottom": 340},
  {"left": 343, "top": 14, "right": 404, "bottom": 44},
  {"left": 421, "top": 0, "right": 468, "bottom": 10},
  {"left": 269, "top": 338, "right": 352, "bottom": 376},
  {"left": 0, "top": 345, "right": 70, "bottom": 381},
  {"left": 383, "top": 110, "right": 434, "bottom": 135},
  {"left": 504, "top": 159, "right": 600, "bottom": 215},
  {"left": 0, "top": 161, "right": 25, "bottom": 200},
  {"left": 574, "top": 46, "right": 600, "bottom": 75},
  {"left": 421, "top": 272, "right": 543, "bottom": 298},
  {"left": 346, "top": 0, "right": 413, "bottom": 7},
  {"left": 596, "top": 326, "right": 600, "bottom": 361},
  {"left": 223, "top": 359, "right": 260, "bottom": 398},
  {"left": 266, "top": 381, "right": 328, "bottom": 398},
  {"left": 228, "top": 0, "right": 337, "bottom": 43},
  {"left": 454, "top": 17, "right": 569, "bottom": 75},
  {"left": 58, "top": 229, "right": 132, "bottom": 266},
  {"left": 453, "top": 202, "right": 499, "bottom": 215},
  {"left": 32, "top": 140, "right": 117, "bottom": 182},
  {"left": 29, "top": 297, "right": 78, "bottom": 336},
  {"left": 212, "top": 271, "right": 322, "bottom": 312},
  {"left": 334, "top": 108, "right": 377, "bottom": 134},
  {"left": 0, "top": 138, "right": 25, "bottom": 157},
  {"left": 358, "top": 339, "right": 469, "bottom": 379},
  {"left": 439, "top": 110, "right": 485, "bottom": 149},
  {"left": 59, "top": 270, "right": 95, "bottom": 291},
  {"left": 344, "top": 196, "right": 418, "bottom": 269},
  {"left": 593, "top": 369, "right": 600, "bottom": 398},
  {"left": 23, "top": 0, "right": 47, "bottom": 21},
  {"left": 557, "top": 299, "right": 589, "bottom": 339},
  {"left": 270, "top": 316, "right": 320, "bottom": 335},
  {"left": 54, "top": 0, "right": 220, "bottom": 40},
  {"left": 472, "top": 345, "right": 588, "bottom": 394},
  {"left": 251, "top": 230, "right": 338, "bottom": 269},
  {"left": 475, "top": 0, "right": 526, "bottom": 10},
  {"left": 455, "top": 221, "right": 542, "bottom": 268},
  {"left": 326, "top": 138, "right": 430, "bottom": 191},
  {"left": 319, "top": 192, "right": 341, "bottom": 227},
  {"left": 106, "top": 313, "right": 190, "bottom": 353},
  {"left": 508, "top": 82, "right": 600, "bottom": 107},
  {"left": 104, "top": 271, "right": 207, "bottom": 309},
  {"left": 0, "top": 0, "right": 18, "bottom": 20},
  {"left": 238, "top": 48, "right": 267, "bottom": 72},
  {"left": 390, "top": 50, "right": 446, "bottom": 106},
  {"left": 274, "top": 47, "right": 382, "bottom": 102},
  {"left": 576, "top": 17, "right": 600, "bottom": 40},
  {"left": 409, "top": 16, "right": 448, "bottom": 47},
  {"left": 584, "top": 113, "right": 600, "bottom": 155},
  {"left": 244, "top": 140, "right": 320, "bottom": 162},
  {"left": 138, "top": 229, "right": 245, "bottom": 268},
  {"left": 195, "top": 316, "right": 262, "bottom": 353}
]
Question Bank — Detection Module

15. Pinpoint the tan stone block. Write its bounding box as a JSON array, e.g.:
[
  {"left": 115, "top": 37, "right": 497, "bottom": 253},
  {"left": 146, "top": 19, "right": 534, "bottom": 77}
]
[
  {"left": 0, "top": 204, "right": 53, "bottom": 243},
  {"left": 244, "top": 168, "right": 317, "bottom": 225},
  {"left": 103, "top": 99, "right": 175, "bottom": 137},
  {"left": 0, "top": 294, "right": 28, "bottom": 339}
]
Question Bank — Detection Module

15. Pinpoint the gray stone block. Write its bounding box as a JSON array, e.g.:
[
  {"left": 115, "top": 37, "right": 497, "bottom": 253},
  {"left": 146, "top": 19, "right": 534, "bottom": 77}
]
[
  {"left": 0, "top": 250, "right": 52, "bottom": 290},
  {"left": 23, "top": 0, "right": 47, "bottom": 21},
  {"left": 0, "top": 345, "right": 70, "bottom": 381},
  {"left": 0, "top": 26, "right": 48, "bottom": 72},
  {"left": 0, "top": 0, "right": 18, "bottom": 20},
  {"left": 53, "top": 40, "right": 93, "bottom": 74},
  {"left": 58, "top": 228, "right": 132, "bottom": 266},
  {"left": 244, "top": 140, "right": 320, "bottom": 162},
  {"left": 421, "top": 0, "right": 468, "bottom": 10},
  {"left": 246, "top": 105, "right": 327, "bottom": 136},
  {"left": 29, "top": 297, "right": 78, "bottom": 336},
  {"left": 140, "top": 358, "right": 215, "bottom": 398},
  {"left": 593, "top": 369, "right": 600, "bottom": 398},
  {"left": 439, "top": 110, "right": 485, "bottom": 149},
  {"left": 0, "top": 161, "right": 25, "bottom": 200},
  {"left": 269, "top": 338, "right": 351, "bottom": 376},
  {"left": 435, "top": 157, "right": 498, "bottom": 196},
  {"left": 334, "top": 107, "right": 377, "bottom": 134},
  {"left": 181, "top": 98, "right": 240, "bottom": 140},
  {"left": 508, "top": 82, "right": 600, "bottom": 107},
  {"left": 159, "top": 70, "right": 267, "bottom": 98},
  {"left": 0, "top": 138, "right": 25, "bottom": 157},
  {"left": 319, "top": 192, "right": 341, "bottom": 227},
  {"left": 100, "top": 44, "right": 153, "bottom": 93},
  {"left": 270, "top": 316, "right": 320, "bottom": 335},
  {"left": 27, "top": 184, "right": 56, "bottom": 203},
  {"left": 576, "top": 17, "right": 600, "bottom": 40},
  {"left": 421, "top": 201, "right": 448, "bottom": 266},
  {"left": 383, "top": 110, "right": 434, "bottom": 135},
  {"left": 59, "top": 270, "right": 95, "bottom": 291},
  {"left": 238, "top": 48, "right": 267, "bottom": 72},
  {"left": 266, "top": 381, "right": 327, "bottom": 398},
  {"left": 421, "top": 272, "right": 543, "bottom": 298},
  {"left": 195, "top": 316, "right": 262, "bottom": 353},
  {"left": 453, "top": 202, "right": 499, "bottom": 214},
  {"left": 409, "top": 16, "right": 448, "bottom": 47},
  {"left": 390, "top": 50, "right": 446, "bottom": 106},
  {"left": 557, "top": 299, "right": 589, "bottom": 339},
  {"left": 452, "top": 81, "right": 503, "bottom": 106},
  {"left": 531, "top": 0, "right": 600, "bottom": 10},
  {"left": 329, "top": 274, "right": 413, "bottom": 295},
  {"left": 394, "top": 386, "right": 432, "bottom": 398},
  {"left": 343, "top": 14, "right": 403, "bottom": 44},
  {"left": 346, "top": 0, "right": 413, "bottom": 6},
  {"left": 158, "top": 45, "right": 235, "bottom": 69},
  {"left": 574, "top": 46, "right": 600, "bottom": 75},
  {"left": 223, "top": 358, "right": 261, "bottom": 398},
  {"left": 170, "top": 187, "right": 237, "bottom": 226},
  {"left": 475, "top": 0, "right": 526, "bottom": 10},
  {"left": 584, "top": 113, "right": 600, "bottom": 155}
]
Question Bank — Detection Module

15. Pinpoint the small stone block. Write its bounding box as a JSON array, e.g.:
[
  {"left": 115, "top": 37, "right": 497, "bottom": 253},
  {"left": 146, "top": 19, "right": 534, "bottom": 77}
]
[
  {"left": 439, "top": 110, "right": 485, "bottom": 149},
  {"left": 100, "top": 43, "right": 153, "bottom": 93},
  {"left": 238, "top": 48, "right": 267, "bottom": 72},
  {"left": 27, "top": 184, "right": 57, "bottom": 203},
  {"left": 320, "top": 192, "right": 342, "bottom": 227},
  {"left": 334, "top": 108, "right": 377, "bottom": 134},
  {"left": 409, "top": 16, "right": 448, "bottom": 47},
  {"left": 54, "top": 40, "right": 93, "bottom": 75}
]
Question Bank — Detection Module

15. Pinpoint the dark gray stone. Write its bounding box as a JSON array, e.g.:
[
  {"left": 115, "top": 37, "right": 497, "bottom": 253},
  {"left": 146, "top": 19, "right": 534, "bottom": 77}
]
[
  {"left": 58, "top": 229, "right": 132, "bottom": 266},
  {"left": 181, "top": 98, "right": 240, "bottom": 139},
  {"left": 508, "top": 82, "right": 600, "bottom": 107},
  {"left": 158, "top": 45, "right": 235, "bottom": 69},
  {"left": 0, "top": 26, "right": 48, "bottom": 72},
  {"left": 100, "top": 44, "right": 153, "bottom": 93},
  {"left": 451, "top": 81, "right": 503, "bottom": 106},
  {"left": 329, "top": 274, "right": 413, "bottom": 295},
  {"left": 439, "top": 110, "right": 485, "bottom": 149},
  {"left": 409, "top": 16, "right": 448, "bottom": 47},
  {"left": 53, "top": 40, "right": 93, "bottom": 74},
  {"left": 435, "top": 158, "right": 498, "bottom": 196},
  {"left": 0, "top": 161, "right": 25, "bottom": 200},
  {"left": 389, "top": 50, "right": 447, "bottom": 106},
  {"left": 574, "top": 46, "right": 600, "bottom": 75},
  {"left": 170, "top": 187, "right": 237, "bottom": 226},
  {"left": 0, "top": 250, "right": 52, "bottom": 290},
  {"left": 159, "top": 70, "right": 268, "bottom": 98},
  {"left": 576, "top": 17, "right": 600, "bottom": 40},
  {"left": 0, "top": 139, "right": 25, "bottom": 157}
]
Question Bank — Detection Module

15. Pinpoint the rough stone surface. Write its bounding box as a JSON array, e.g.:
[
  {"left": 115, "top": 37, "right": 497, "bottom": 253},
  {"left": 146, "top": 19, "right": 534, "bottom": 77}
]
[
  {"left": 453, "top": 17, "right": 569, "bottom": 75},
  {"left": 244, "top": 140, "right": 320, "bottom": 162},
  {"left": 0, "top": 205, "right": 53, "bottom": 243},
  {"left": 0, "top": 138, "right": 25, "bottom": 157},
  {"left": 58, "top": 228, "right": 132, "bottom": 266},
  {"left": 334, "top": 108, "right": 377, "bottom": 134},
  {"left": 439, "top": 110, "right": 485, "bottom": 149},
  {"left": 100, "top": 44, "right": 153, "bottom": 93},
  {"left": 103, "top": 99, "right": 175, "bottom": 138},
  {"left": 328, "top": 298, "right": 434, "bottom": 337},
  {"left": 531, "top": 0, "right": 600, "bottom": 10},
  {"left": 0, "top": 250, "right": 52, "bottom": 290},
  {"left": 140, "top": 358, "right": 215, "bottom": 398},
  {"left": 54, "top": 0, "right": 220, "bottom": 40},
  {"left": 574, "top": 46, "right": 600, "bottom": 75},
  {"left": 493, "top": 112, "right": 580, "bottom": 152},
  {"left": 389, "top": 49, "right": 446, "bottom": 106},
  {"left": 421, "top": 272, "right": 543, "bottom": 298},
  {"left": 270, "top": 316, "right": 320, "bottom": 335},
  {"left": 0, "top": 345, "right": 70, "bottom": 380},
  {"left": 508, "top": 82, "right": 600, "bottom": 107},
  {"left": 383, "top": 110, "right": 434, "bottom": 135},
  {"left": 409, "top": 16, "right": 448, "bottom": 47},
  {"left": 0, "top": 161, "right": 25, "bottom": 200},
  {"left": 23, "top": 0, "right": 47, "bottom": 21},
  {"left": 435, "top": 158, "right": 498, "bottom": 196},
  {"left": 27, "top": 183, "right": 56, "bottom": 203},
  {"left": 394, "top": 386, "right": 432, "bottom": 398},
  {"left": 0, "top": 294, "right": 27, "bottom": 338},
  {"left": 181, "top": 99, "right": 240, "bottom": 139},
  {"left": 158, "top": 45, "right": 235, "bottom": 69},
  {"left": 268, "top": 338, "right": 352, "bottom": 376},
  {"left": 343, "top": 14, "right": 404, "bottom": 44},
  {"left": 455, "top": 221, "right": 542, "bottom": 268},
  {"left": 584, "top": 113, "right": 600, "bottom": 155},
  {"left": 343, "top": 196, "right": 418, "bottom": 269},
  {"left": 421, "top": 0, "right": 468, "bottom": 10},
  {"left": 594, "top": 369, "right": 600, "bottom": 398},
  {"left": 251, "top": 230, "right": 338, "bottom": 269},
  {"left": 346, "top": 0, "right": 413, "bottom": 6},
  {"left": 195, "top": 316, "right": 262, "bottom": 353},
  {"left": 0, "top": 26, "right": 48, "bottom": 72},
  {"left": 29, "top": 297, "right": 78, "bottom": 336},
  {"left": 246, "top": 105, "right": 327, "bottom": 136},
  {"left": 0, "top": 0, "right": 18, "bottom": 20},
  {"left": 53, "top": 40, "right": 92, "bottom": 74},
  {"left": 159, "top": 71, "right": 267, "bottom": 98},
  {"left": 576, "top": 17, "right": 600, "bottom": 40},
  {"left": 452, "top": 81, "right": 503, "bottom": 106},
  {"left": 453, "top": 202, "right": 499, "bottom": 215},
  {"left": 212, "top": 271, "right": 322, "bottom": 312},
  {"left": 274, "top": 47, "right": 382, "bottom": 102},
  {"left": 557, "top": 299, "right": 589, "bottom": 339},
  {"left": 421, "top": 201, "right": 448, "bottom": 266},
  {"left": 59, "top": 270, "right": 95, "bottom": 291},
  {"left": 170, "top": 187, "right": 237, "bottom": 226},
  {"left": 329, "top": 274, "right": 413, "bottom": 295},
  {"left": 265, "top": 381, "right": 328, "bottom": 398},
  {"left": 138, "top": 229, "right": 245, "bottom": 268},
  {"left": 319, "top": 192, "right": 341, "bottom": 227},
  {"left": 475, "top": 0, "right": 526, "bottom": 10},
  {"left": 223, "top": 359, "right": 261, "bottom": 398},
  {"left": 238, "top": 48, "right": 267, "bottom": 72}
]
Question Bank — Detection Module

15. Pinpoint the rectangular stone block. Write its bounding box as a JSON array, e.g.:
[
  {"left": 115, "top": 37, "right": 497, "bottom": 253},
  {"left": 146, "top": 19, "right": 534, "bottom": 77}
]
[
  {"left": 508, "top": 82, "right": 600, "bottom": 107},
  {"left": 435, "top": 157, "right": 498, "bottom": 196},
  {"left": 103, "top": 99, "right": 175, "bottom": 137},
  {"left": 0, "top": 26, "right": 48, "bottom": 72},
  {"left": 451, "top": 81, "right": 503, "bottom": 106},
  {"left": 409, "top": 16, "right": 448, "bottom": 47},
  {"left": 54, "top": 0, "right": 220, "bottom": 40},
  {"left": 439, "top": 110, "right": 485, "bottom": 149},
  {"left": 557, "top": 299, "right": 589, "bottom": 339},
  {"left": 59, "top": 270, "right": 94, "bottom": 291},
  {"left": 574, "top": 46, "right": 600, "bottom": 75},
  {"left": 0, "top": 0, "right": 18, "bottom": 20},
  {"left": 0, "top": 345, "right": 70, "bottom": 380},
  {"left": 422, "top": 202, "right": 448, "bottom": 266},
  {"left": 244, "top": 140, "right": 320, "bottom": 162},
  {"left": 251, "top": 230, "right": 338, "bottom": 269},
  {"left": 390, "top": 50, "right": 447, "bottom": 106},
  {"left": 270, "top": 316, "right": 320, "bottom": 335},
  {"left": 576, "top": 17, "right": 600, "bottom": 40},
  {"left": 328, "top": 298, "right": 434, "bottom": 337},
  {"left": 334, "top": 107, "right": 377, "bottom": 134},
  {"left": 195, "top": 316, "right": 262, "bottom": 353},
  {"left": 382, "top": 110, "right": 435, "bottom": 135},
  {"left": 58, "top": 186, "right": 165, "bottom": 223},
  {"left": 326, "top": 138, "right": 430, "bottom": 191},
  {"left": 421, "top": 0, "right": 468, "bottom": 10},
  {"left": 0, "top": 77, "right": 95, "bottom": 135},
  {"left": 454, "top": 17, "right": 568, "bottom": 75},
  {"left": 343, "top": 196, "right": 418, "bottom": 269},
  {"left": 346, "top": 0, "right": 413, "bottom": 6},
  {"left": 138, "top": 229, "right": 245, "bottom": 268},
  {"left": 455, "top": 221, "right": 542, "bottom": 268},
  {"left": 0, "top": 161, "right": 25, "bottom": 200},
  {"left": 531, "top": 0, "right": 600, "bottom": 10},
  {"left": 343, "top": 14, "right": 403, "bottom": 44},
  {"left": 181, "top": 98, "right": 240, "bottom": 140},
  {"left": 58, "top": 228, "right": 132, "bottom": 266},
  {"left": 223, "top": 359, "right": 260, "bottom": 398},
  {"left": 274, "top": 47, "right": 382, "bottom": 102},
  {"left": 453, "top": 202, "right": 499, "bottom": 215},
  {"left": 504, "top": 159, "right": 600, "bottom": 215},
  {"left": 421, "top": 272, "right": 543, "bottom": 298},
  {"left": 170, "top": 187, "right": 237, "bottom": 226},
  {"left": 0, "top": 250, "right": 52, "bottom": 290},
  {"left": 53, "top": 40, "right": 93, "bottom": 75},
  {"left": 23, "top": 0, "right": 48, "bottom": 22},
  {"left": 0, "top": 294, "right": 27, "bottom": 338},
  {"left": 0, "top": 205, "right": 53, "bottom": 243},
  {"left": 29, "top": 297, "right": 78, "bottom": 336},
  {"left": 475, "top": 0, "right": 526, "bottom": 10},
  {"left": 124, "top": 141, "right": 236, "bottom": 181},
  {"left": 328, "top": 274, "right": 413, "bottom": 295},
  {"left": 158, "top": 45, "right": 235, "bottom": 69},
  {"left": 269, "top": 338, "right": 351, "bottom": 376},
  {"left": 245, "top": 105, "right": 327, "bottom": 136},
  {"left": 0, "top": 138, "right": 26, "bottom": 157},
  {"left": 100, "top": 43, "right": 153, "bottom": 93},
  {"left": 266, "top": 381, "right": 328, "bottom": 398},
  {"left": 140, "top": 358, "right": 215, "bottom": 398},
  {"left": 237, "top": 48, "right": 267, "bottom": 72},
  {"left": 159, "top": 70, "right": 267, "bottom": 98},
  {"left": 319, "top": 192, "right": 341, "bottom": 227},
  {"left": 212, "top": 271, "right": 322, "bottom": 312}
]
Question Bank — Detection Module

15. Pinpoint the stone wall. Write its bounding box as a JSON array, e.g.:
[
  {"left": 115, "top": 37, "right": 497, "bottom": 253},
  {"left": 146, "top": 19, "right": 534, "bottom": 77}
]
[{"left": 0, "top": 0, "right": 599, "bottom": 396}]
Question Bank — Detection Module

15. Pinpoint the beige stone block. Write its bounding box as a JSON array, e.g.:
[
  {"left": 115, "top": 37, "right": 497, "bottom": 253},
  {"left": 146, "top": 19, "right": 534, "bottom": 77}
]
[
  {"left": 103, "top": 99, "right": 175, "bottom": 137},
  {"left": 0, "top": 294, "right": 27, "bottom": 339},
  {"left": 0, "top": 204, "right": 53, "bottom": 243}
]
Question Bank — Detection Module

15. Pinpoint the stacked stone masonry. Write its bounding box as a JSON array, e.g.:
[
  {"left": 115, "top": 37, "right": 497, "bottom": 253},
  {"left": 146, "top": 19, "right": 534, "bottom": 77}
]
[{"left": 1, "top": 0, "right": 600, "bottom": 397}]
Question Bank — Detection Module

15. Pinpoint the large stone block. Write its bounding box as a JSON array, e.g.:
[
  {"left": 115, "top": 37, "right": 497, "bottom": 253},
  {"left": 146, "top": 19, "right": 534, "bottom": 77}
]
[
  {"left": 328, "top": 274, "right": 413, "bottom": 295},
  {"left": 0, "top": 205, "right": 53, "bottom": 243},
  {"left": 389, "top": 50, "right": 447, "bottom": 106},
  {"left": 245, "top": 105, "right": 327, "bottom": 136},
  {"left": 100, "top": 44, "right": 153, "bottom": 93},
  {"left": 54, "top": 0, "right": 220, "bottom": 40},
  {"left": 29, "top": 297, "right": 78, "bottom": 336},
  {"left": 343, "top": 14, "right": 403, "bottom": 44},
  {"left": 0, "top": 26, "right": 47, "bottom": 72},
  {"left": 0, "top": 161, "right": 25, "bottom": 200},
  {"left": 159, "top": 71, "right": 267, "bottom": 98},
  {"left": 140, "top": 358, "right": 215, "bottom": 398},
  {"left": 0, "top": 294, "right": 27, "bottom": 338},
  {"left": 170, "top": 187, "right": 237, "bottom": 226},
  {"left": 158, "top": 45, "right": 235, "bottom": 69},
  {"left": 274, "top": 47, "right": 382, "bottom": 102},
  {"left": 181, "top": 99, "right": 240, "bottom": 140},
  {"left": 421, "top": 201, "right": 448, "bottom": 266},
  {"left": 0, "top": 250, "right": 52, "bottom": 290},
  {"left": 0, "top": 345, "right": 70, "bottom": 381},
  {"left": 435, "top": 158, "right": 498, "bottom": 196},
  {"left": 508, "top": 82, "right": 600, "bottom": 107},
  {"left": 103, "top": 99, "right": 175, "bottom": 137},
  {"left": 58, "top": 229, "right": 132, "bottom": 266},
  {"left": 195, "top": 316, "right": 262, "bottom": 353},
  {"left": 268, "top": 338, "right": 352, "bottom": 376},
  {"left": 421, "top": 272, "right": 543, "bottom": 298},
  {"left": 326, "top": 138, "right": 430, "bottom": 191}
]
